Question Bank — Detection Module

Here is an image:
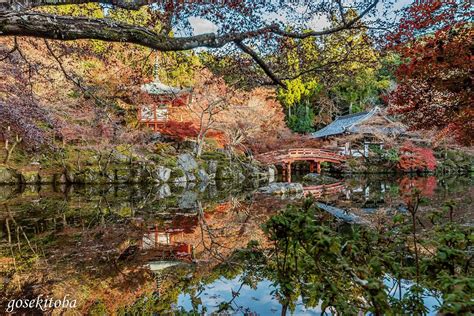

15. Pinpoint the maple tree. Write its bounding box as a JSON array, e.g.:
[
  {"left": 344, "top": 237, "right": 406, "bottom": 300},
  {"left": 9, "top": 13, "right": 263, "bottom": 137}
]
[
  {"left": 387, "top": 1, "right": 473, "bottom": 146},
  {"left": 397, "top": 141, "right": 437, "bottom": 172},
  {"left": 156, "top": 121, "right": 199, "bottom": 142}
]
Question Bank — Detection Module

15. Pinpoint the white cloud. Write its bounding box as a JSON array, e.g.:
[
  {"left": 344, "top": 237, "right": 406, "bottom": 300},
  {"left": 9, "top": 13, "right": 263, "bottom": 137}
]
[
  {"left": 309, "top": 14, "right": 331, "bottom": 31},
  {"left": 188, "top": 17, "right": 218, "bottom": 35}
]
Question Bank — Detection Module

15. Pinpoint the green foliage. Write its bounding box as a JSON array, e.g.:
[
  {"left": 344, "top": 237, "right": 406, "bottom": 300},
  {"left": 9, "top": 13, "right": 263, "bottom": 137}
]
[
  {"left": 200, "top": 151, "right": 227, "bottom": 161},
  {"left": 370, "top": 145, "right": 400, "bottom": 164},
  {"left": 277, "top": 78, "right": 320, "bottom": 109},
  {"left": 286, "top": 102, "right": 315, "bottom": 133},
  {"left": 256, "top": 196, "right": 473, "bottom": 314},
  {"left": 330, "top": 65, "right": 391, "bottom": 113},
  {"left": 88, "top": 301, "right": 108, "bottom": 316}
]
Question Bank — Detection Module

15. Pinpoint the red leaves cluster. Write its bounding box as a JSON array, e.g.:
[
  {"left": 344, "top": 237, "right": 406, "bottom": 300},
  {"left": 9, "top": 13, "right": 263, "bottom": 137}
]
[
  {"left": 398, "top": 142, "right": 437, "bottom": 172},
  {"left": 399, "top": 175, "right": 437, "bottom": 201},
  {"left": 387, "top": 1, "right": 473, "bottom": 146},
  {"left": 157, "top": 120, "right": 225, "bottom": 143},
  {"left": 157, "top": 121, "right": 199, "bottom": 141}
]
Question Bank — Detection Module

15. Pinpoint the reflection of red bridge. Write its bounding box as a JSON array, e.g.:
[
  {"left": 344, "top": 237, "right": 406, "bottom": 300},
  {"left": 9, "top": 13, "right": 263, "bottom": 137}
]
[
  {"left": 256, "top": 148, "right": 346, "bottom": 182},
  {"left": 304, "top": 182, "right": 345, "bottom": 197}
]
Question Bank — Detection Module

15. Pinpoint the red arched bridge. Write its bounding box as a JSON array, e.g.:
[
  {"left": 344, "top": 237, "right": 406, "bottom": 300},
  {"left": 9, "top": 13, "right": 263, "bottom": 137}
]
[{"left": 255, "top": 148, "right": 346, "bottom": 182}]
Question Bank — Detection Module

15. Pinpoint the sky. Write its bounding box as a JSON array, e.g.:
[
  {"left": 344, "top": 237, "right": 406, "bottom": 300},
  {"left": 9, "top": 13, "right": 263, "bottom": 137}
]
[{"left": 188, "top": 0, "right": 414, "bottom": 35}]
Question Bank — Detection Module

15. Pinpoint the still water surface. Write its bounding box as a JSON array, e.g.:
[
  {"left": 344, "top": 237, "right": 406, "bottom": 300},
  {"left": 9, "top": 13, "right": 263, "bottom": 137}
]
[{"left": 0, "top": 174, "right": 472, "bottom": 314}]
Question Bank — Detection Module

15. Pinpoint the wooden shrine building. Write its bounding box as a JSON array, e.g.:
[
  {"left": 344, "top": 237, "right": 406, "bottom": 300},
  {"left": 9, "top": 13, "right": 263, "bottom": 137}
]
[
  {"left": 138, "top": 79, "right": 192, "bottom": 131},
  {"left": 311, "top": 107, "right": 408, "bottom": 157}
]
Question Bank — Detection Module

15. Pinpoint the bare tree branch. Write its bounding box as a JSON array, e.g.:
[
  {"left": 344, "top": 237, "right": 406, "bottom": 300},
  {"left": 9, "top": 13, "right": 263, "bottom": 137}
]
[
  {"left": 0, "top": 0, "right": 379, "bottom": 49},
  {"left": 0, "top": 0, "right": 381, "bottom": 87},
  {"left": 234, "top": 40, "right": 286, "bottom": 88},
  {"left": 272, "top": 0, "right": 379, "bottom": 39},
  {"left": 0, "top": 11, "right": 280, "bottom": 51},
  {"left": 336, "top": 0, "right": 347, "bottom": 24},
  {"left": 1, "top": 0, "right": 152, "bottom": 10}
]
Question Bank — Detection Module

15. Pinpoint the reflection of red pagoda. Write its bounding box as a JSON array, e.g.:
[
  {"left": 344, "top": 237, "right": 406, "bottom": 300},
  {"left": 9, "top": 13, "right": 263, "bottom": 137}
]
[
  {"left": 138, "top": 79, "right": 191, "bottom": 131},
  {"left": 139, "top": 216, "right": 198, "bottom": 261}
]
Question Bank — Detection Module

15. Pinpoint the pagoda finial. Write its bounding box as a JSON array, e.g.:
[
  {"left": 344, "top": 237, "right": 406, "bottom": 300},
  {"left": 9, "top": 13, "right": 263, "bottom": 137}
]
[{"left": 153, "top": 50, "right": 160, "bottom": 82}]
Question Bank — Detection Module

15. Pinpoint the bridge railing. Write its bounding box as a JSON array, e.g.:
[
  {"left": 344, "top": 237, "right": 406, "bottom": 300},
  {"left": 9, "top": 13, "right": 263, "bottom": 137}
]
[{"left": 255, "top": 148, "right": 346, "bottom": 164}]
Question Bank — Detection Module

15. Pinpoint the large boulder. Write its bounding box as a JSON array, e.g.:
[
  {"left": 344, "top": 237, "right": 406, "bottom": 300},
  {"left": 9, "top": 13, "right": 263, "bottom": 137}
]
[
  {"left": 157, "top": 184, "right": 171, "bottom": 199},
  {"left": 155, "top": 166, "right": 171, "bottom": 182},
  {"left": 21, "top": 170, "right": 40, "bottom": 184},
  {"left": 302, "top": 173, "right": 339, "bottom": 185},
  {"left": 185, "top": 172, "right": 196, "bottom": 182},
  {"left": 259, "top": 182, "right": 304, "bottom": 195},
  {"left": 172, "top": 175, "right": 187, "bottom": 184},
  {"left": 177, "top": 153, "right": 198, "bottom": 172},
  {"left": 0, "top": 167, "right": 19, "bottom": 184},
  {"left": 112, "top": 151, "right": 131, "bottom": 164},
  {"left": 178, "top": 191, "right": 198, "bottom": 209}
]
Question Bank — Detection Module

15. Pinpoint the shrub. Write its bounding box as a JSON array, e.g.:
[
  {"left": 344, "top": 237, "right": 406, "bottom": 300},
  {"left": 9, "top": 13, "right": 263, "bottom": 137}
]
[{"left": 398, "top": 142, "right": 437, "bottom": 172}]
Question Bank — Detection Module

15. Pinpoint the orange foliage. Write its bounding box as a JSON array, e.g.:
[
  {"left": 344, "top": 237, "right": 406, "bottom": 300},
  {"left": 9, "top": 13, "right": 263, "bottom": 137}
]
[
  {"left": 398, "top": 142, "right": 437, "bottom": 172},
  {"left": 399, "top": 176, "right": 437, "bottom": 201}
]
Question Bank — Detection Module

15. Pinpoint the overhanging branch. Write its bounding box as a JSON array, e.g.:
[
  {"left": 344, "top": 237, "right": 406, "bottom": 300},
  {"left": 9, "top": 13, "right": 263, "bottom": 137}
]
[
  {"left": 0, "top": 0, "right": 381, "bottom": 88},
  {"left": 0, "top": 11, "right": 276, "bottom": 51},
  {"left": 234, "top": 40, "right": 286, "bottom": 88},
  {"left": 1, "top": 0, "right": 152, "bottom": 10}
]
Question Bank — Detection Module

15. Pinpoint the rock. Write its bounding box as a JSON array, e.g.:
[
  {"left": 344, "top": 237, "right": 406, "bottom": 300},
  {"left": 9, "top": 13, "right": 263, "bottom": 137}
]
[
  {"left": 185, "top": 172, "right": 196, "bottom": 182},
  {"left": 58, "top": 173, "right": 68, "bottom": 184},
  {"left": 259, "top": 182, "right": 304, "bottom": 195},
  {"left": 207, "top": 184, "right": 218, "bottom": 198},
  {"left": 303, "top": 173, "right": 320, "bottom": 181},
  {"left": 127, "top": 166, "right": 142, "bottom": 183},
  {"left": 115, "top": 168, "right": 130, "bottom": 183},
  {"left": 172, "top": 175, "right": 187, "bottom": 184},
  {"left": 177, "top": 153, "right": 198, "bottom": 172},
  {"left": 155, "top": 166, "right": 171, "bottom": 182},
  {"left": 0, "top": 167, "right": 19, "bottom": 184},
  {"left": 157, "top": 184, "right": 171, "bottom": 199},
  {"left": 198, "top": 181, "right": 208, "bottom": 192},
  {"left": 38, "top": 170, "right": 56, "bottom": 184},
  {"left": 197, "top": 169, "right": 210, "bottom": 183},
  {"left": 112, "top": 151, "right": 130, "bottom": 164},
  {"left": 303, "top": 173, "right": 338, "bottom": 185},
  {"left": 21, "top": 171, "right": 40, "bottom": 184},
  {"left": 178, "top": 191, "right": 198, "bottom": 209}
]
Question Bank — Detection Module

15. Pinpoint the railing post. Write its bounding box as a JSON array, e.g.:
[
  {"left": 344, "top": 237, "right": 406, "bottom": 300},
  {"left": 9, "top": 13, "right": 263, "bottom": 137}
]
[{"left": 287, "top": 162, "right": 292, "bottom": 183}]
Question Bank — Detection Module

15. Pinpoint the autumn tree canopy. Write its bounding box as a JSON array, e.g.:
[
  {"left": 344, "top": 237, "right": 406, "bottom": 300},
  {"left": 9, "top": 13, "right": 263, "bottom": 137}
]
[
  {"left": 387, "top": 1, "right": 473, "bottom": 146},
  {"left": 0, "top": 0, "right": 389, "bottom": 86}
]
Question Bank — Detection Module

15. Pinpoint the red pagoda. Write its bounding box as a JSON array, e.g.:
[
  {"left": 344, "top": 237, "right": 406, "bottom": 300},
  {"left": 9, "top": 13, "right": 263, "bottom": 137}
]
[{"left": 138, "top": 79, "right": 192, "bottom": 132}]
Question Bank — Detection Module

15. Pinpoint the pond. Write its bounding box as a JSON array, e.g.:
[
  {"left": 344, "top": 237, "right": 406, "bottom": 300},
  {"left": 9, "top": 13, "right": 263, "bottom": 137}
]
[{"left": 0, "top": 174, "right": 472, "bottom": 314}]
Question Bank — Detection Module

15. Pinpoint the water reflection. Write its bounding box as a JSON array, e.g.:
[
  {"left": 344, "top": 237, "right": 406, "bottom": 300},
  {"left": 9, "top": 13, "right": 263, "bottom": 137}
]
[
  {"left": 0, "top": 174, "right": 472, "bottom": 314},
  {"left": 174, "top": 273, "right": 443, "bottom": 315},
  {"left": 325, "top": 175, "right": 474, "bottom": 224},
  {"left": 177, "top": 274, "right": 323, "bottom": 315}
]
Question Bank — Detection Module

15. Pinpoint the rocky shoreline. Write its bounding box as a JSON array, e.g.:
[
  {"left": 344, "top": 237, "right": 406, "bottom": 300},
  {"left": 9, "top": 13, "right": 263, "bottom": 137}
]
[{"left": 0, "top": 150, "right": 274, "bottom": 185}]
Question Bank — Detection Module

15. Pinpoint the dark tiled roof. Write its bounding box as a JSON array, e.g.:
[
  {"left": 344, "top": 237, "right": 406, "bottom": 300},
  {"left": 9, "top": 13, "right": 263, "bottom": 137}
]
[{"left": 312, "top": 108, "right": 377, "bottom": 138}]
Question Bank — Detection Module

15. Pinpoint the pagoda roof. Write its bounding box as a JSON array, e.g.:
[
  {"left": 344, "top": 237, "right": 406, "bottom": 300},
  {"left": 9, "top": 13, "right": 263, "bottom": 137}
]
[{"left": 141, "top": 79, "right": 192, "bottom": 95}]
